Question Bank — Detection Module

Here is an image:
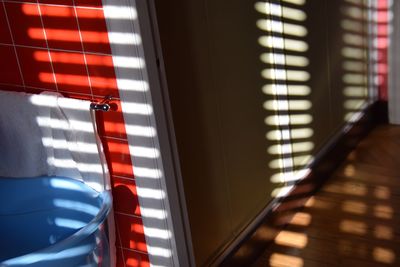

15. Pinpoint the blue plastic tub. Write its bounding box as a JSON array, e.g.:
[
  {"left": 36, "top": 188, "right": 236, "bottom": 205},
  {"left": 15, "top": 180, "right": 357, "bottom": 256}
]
[{"left": 0, "top": 176, "right": 111, "bottom": 267}]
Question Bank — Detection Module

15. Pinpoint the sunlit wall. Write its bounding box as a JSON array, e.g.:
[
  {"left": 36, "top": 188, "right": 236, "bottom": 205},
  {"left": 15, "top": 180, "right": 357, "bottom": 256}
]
[
  {"left": 376, "top": 0, "right": 390, "bottom": 101},
  {"left": 155, "top": 0, "right": 378, "bottom": 265}
]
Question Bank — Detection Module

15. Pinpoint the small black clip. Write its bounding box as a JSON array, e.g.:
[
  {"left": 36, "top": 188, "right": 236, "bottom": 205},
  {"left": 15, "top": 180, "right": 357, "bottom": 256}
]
[{"left": 90, "top": 95, "right": 114, "bottom": 112}]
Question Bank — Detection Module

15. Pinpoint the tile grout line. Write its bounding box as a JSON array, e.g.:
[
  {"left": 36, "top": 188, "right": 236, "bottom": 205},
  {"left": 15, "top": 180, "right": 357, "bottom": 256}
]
[
  {"left": 106, "top": 173, "right": 135, "bottom": 181},
  {"left": 1, "top": 0, "right": 26, "bottom": 89},
  {"left": 116, "top": 245, "right": 149, "bottom": 256},
  {"left": 112, "top": 174, "right": 137, "bottom": 181},
  {"left": 72, "top": 0, "right": 94, "bottom": 100},
  {"left": 3, "top": 0, "right": 103, "bottom": 10},
  {"left": 102, "top": 135, "right": 130, "bottom": 142},
  {"left": 36, "top": 1, "right": 59, "bottom": 92},
  {"left": 92, "top": 3, "right": 125, "bottom": 263},
  {"left": 115, "top": 211, "right": 142, "bottom": 219},
  {"left": 115, "top": 219, "right": 127, "bottom": 267},
  {"left": 0, "top": 42, "right": 116, "bottom": 56}
]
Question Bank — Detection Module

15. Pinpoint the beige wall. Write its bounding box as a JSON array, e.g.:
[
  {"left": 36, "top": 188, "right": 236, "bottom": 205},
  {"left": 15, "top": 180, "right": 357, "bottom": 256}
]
[{"left": 155, "top": 0, "right": 369, "bottom": 265}]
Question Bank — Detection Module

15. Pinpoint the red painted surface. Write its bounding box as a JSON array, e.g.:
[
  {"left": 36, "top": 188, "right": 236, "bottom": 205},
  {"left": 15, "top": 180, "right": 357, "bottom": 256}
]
[
  {"left": 0, "top": 1, "right": 149, "bottom": 266},
  {"left": 377, "top": 0, "right": 389, "bottom": 101}
]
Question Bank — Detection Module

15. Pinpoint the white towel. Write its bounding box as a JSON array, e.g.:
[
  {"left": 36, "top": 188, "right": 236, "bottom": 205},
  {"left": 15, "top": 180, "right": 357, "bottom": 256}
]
[
  {"left": 0, "top": 91, "right": 111, "bottom": 191},
  {"left": 0, "top": 91, "right": 48, "bottom": 177}
]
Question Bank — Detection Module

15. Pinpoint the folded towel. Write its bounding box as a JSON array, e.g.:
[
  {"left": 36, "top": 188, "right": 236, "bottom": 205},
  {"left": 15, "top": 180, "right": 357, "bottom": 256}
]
[
  {"left": 0, "top": 91, "right": 48, "bottom": 177},
  {"left": 0, "top": 91, "right": 110, "bottom": 192}
]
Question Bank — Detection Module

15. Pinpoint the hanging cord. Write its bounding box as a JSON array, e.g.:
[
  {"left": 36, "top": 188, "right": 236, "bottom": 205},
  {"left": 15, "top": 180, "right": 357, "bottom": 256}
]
[{"left": 89, "top": 95, "right": 115, "bottom": 190}]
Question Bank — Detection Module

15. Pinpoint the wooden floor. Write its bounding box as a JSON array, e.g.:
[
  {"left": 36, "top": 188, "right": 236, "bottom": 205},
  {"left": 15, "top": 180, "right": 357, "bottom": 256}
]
[{"left": 252, "top": 125, "right": 400, "bottom": 267}]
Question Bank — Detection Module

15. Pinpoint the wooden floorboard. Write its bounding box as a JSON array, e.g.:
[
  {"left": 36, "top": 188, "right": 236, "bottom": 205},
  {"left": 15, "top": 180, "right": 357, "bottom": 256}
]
[{"left": 252, "top": 125, "right": 400, "bottom": 267}]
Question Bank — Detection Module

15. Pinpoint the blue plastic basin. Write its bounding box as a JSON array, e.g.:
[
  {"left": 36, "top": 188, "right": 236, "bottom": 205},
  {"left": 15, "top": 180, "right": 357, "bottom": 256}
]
[{"left": 0, "top": 176, "right": 111, "bottom": 267}]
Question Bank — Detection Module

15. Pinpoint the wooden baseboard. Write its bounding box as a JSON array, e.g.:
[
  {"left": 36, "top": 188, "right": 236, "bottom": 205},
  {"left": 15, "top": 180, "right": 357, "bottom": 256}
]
[{"left": 219, "top": 101, "right": 387, "bottom": 266}]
